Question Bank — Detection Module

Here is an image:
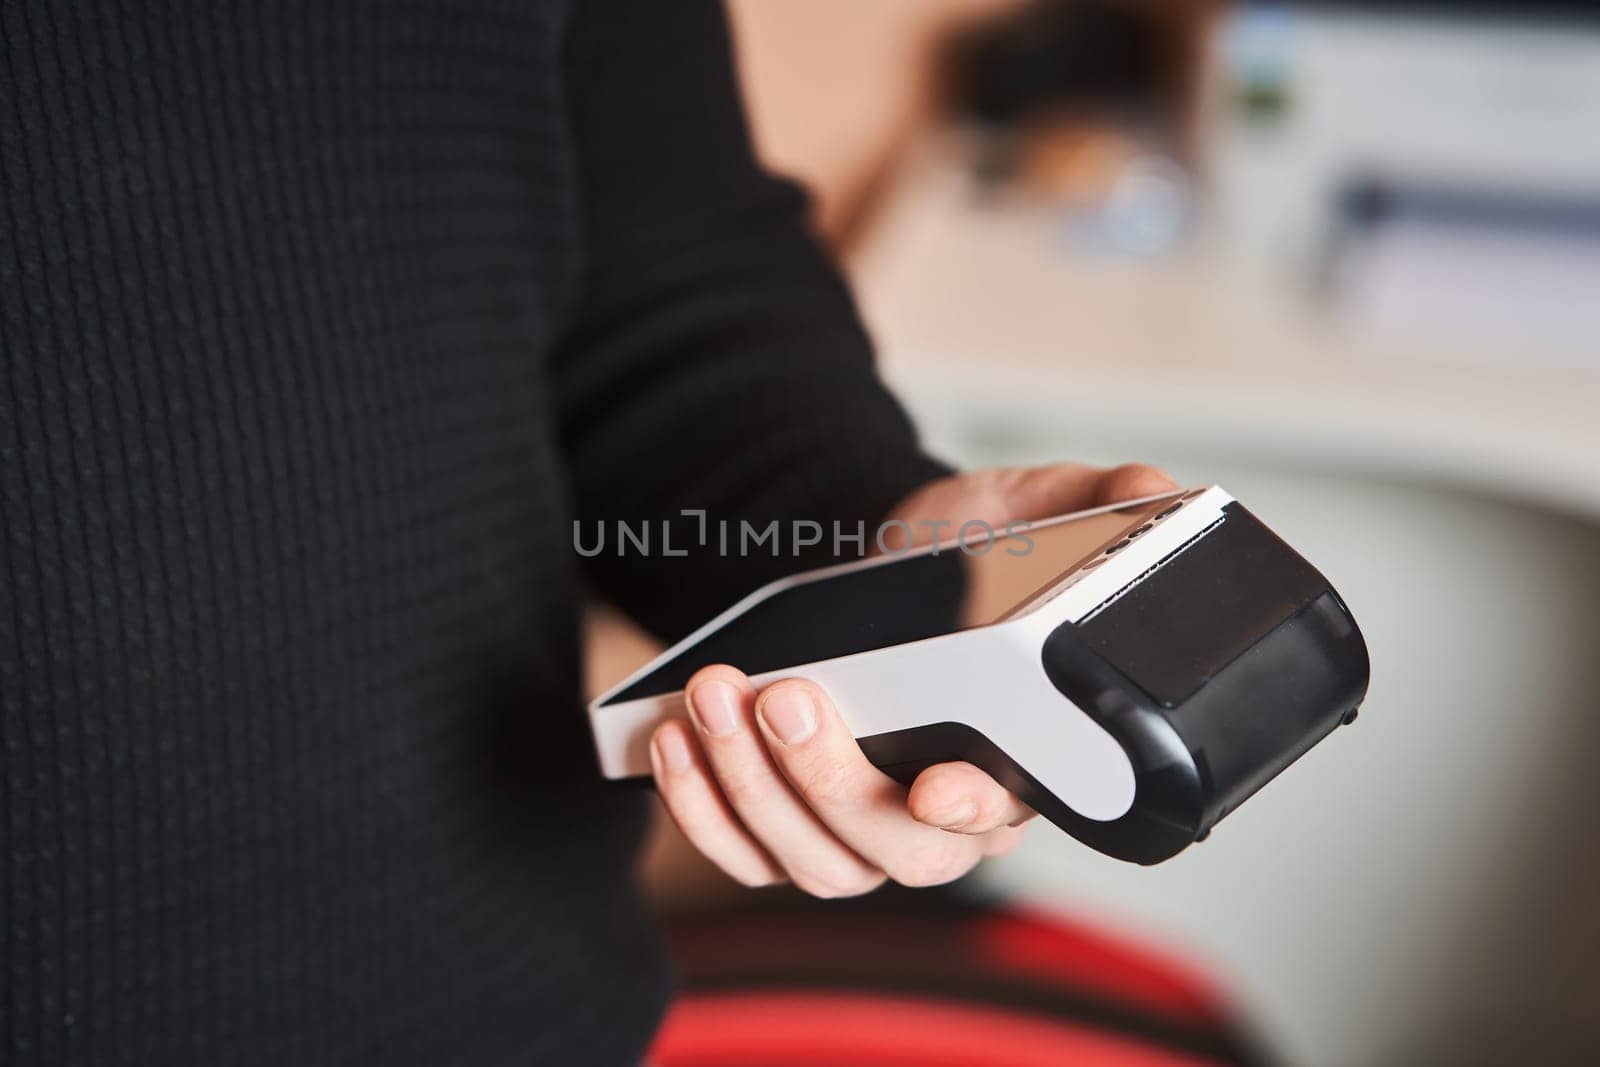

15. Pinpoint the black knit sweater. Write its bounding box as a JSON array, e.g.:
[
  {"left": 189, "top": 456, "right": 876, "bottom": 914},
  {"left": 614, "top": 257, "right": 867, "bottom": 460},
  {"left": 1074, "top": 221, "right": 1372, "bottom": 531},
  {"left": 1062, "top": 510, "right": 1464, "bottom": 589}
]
[{"left": 0, "top": 1, "right": 944, "bottom": 1062}]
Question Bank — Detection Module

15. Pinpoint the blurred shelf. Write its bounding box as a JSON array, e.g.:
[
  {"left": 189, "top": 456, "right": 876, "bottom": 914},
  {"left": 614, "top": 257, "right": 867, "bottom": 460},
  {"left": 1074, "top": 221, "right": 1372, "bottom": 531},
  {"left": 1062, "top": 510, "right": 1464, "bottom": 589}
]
[{"left": 850, "top": 144, "right": 1600, "bottom": 518}]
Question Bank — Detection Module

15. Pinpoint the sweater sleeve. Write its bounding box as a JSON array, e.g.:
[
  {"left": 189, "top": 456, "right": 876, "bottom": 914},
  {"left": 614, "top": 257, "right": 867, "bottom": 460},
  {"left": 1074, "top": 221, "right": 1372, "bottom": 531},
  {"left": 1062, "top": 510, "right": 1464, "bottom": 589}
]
[{"left": 553, "top": 0, "right": 950, "bottom": 641}]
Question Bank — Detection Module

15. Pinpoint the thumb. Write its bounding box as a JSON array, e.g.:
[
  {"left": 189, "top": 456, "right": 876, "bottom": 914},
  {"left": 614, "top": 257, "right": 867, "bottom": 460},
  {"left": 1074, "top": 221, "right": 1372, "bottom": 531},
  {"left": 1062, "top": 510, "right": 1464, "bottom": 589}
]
[{"left": 1003, "top": 462, "right": 1178, "bottom": 521}]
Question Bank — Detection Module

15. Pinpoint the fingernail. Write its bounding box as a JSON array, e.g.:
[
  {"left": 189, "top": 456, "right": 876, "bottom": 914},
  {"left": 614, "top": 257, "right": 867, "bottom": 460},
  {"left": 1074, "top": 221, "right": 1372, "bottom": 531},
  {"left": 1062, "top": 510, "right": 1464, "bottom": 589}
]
[
  {"left": 759, "top": 687, "right": 816, "bottom": 745},
  {"left": 929, "top": 800, "right": 977, "bottom": 830},
  {"left": 652, "top": 728, "right": 692, "bottom": 775},
  {"left": 689, "top": 680, "right": 741, "bottom": 737}
]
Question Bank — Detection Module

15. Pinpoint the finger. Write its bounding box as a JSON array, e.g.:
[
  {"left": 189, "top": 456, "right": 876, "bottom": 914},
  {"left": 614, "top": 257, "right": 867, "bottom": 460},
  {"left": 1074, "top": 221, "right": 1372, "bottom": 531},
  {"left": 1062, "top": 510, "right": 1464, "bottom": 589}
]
[
  {"left": 907, "top": 761, "right": 1036, "bottom": 835},
  {"left": 1093, "top": 462, "right": 1179, "bottom": 505},
  {"left": 685, "top": 665, "right": 885, "bottom": 898},
  {"left": 650, "top": 719, "right": 785, "bottom": 888},
  {"left": 755, "top": 679, "right": 987, "bottom": 889},
  {"left": 997, "top": 463, "right": 1108, "bottom": 521},
  {"left": 983, "top": 824, "right": 1029, "bottom": 858}
]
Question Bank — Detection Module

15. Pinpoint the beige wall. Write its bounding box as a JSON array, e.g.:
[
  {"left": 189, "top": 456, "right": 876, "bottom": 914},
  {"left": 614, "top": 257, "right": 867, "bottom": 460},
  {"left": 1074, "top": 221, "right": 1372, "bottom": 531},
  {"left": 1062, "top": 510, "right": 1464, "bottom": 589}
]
[{"left": 726, "top": 0, "right": 1021, "bottom": 244}]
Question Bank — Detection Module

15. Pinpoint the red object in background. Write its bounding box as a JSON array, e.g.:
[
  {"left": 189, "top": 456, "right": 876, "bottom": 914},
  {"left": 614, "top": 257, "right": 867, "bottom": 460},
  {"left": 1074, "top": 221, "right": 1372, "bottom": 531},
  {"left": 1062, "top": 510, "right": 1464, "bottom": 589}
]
[
  {"left": 650, "top": 893, "right": 1266, "bottom": 1067},
  {"left": 654, "top": 992, "right": 1221, "bottom": 1067},
  {"left": 972, "top": 909, "right": 1228, "bottom": 1026}
]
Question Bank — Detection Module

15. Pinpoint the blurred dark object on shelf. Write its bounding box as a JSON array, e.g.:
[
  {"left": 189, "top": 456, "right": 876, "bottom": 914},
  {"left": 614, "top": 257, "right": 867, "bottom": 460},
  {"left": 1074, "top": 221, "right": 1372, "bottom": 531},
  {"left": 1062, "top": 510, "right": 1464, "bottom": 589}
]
[
  {"left": 942, "top": 0, "right": 1166, "bottom": 128},
  {"left": 649, "top": 885, "right": 1273, "bottom": 1067},
  {"left": 929, "top": 0, "right": 1212, "bottom": 258},
  {"left": 937, "top": 1, "right": 1214, "bottom": 151}
]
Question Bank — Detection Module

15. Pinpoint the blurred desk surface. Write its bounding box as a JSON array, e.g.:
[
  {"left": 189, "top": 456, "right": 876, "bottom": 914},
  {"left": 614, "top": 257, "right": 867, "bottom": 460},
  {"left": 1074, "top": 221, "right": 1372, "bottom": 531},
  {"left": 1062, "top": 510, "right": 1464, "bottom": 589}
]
[{"left": 850, "top": 148, "right": 1600, "bottom": 519}]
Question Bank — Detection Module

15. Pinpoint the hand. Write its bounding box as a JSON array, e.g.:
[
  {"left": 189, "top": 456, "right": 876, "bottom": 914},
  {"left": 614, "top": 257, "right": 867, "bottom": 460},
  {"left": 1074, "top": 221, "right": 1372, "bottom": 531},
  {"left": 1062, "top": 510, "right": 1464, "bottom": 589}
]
[{"left": 648, "top": 461, "right": 1178, "bottom": 895}]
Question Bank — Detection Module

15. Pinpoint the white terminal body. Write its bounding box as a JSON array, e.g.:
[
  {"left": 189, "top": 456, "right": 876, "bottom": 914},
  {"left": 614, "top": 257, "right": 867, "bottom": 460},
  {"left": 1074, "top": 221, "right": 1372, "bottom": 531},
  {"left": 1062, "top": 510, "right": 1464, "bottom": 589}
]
[{"left": 588, "top": 486, "right": 1235, "bottom": 823}]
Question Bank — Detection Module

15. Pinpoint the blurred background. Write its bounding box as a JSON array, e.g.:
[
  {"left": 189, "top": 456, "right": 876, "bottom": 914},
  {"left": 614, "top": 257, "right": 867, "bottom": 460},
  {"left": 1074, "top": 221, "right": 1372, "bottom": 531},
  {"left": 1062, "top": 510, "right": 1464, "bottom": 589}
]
[{"left": 597, "top": 2, "right": 1600, "bottom": 1063}]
